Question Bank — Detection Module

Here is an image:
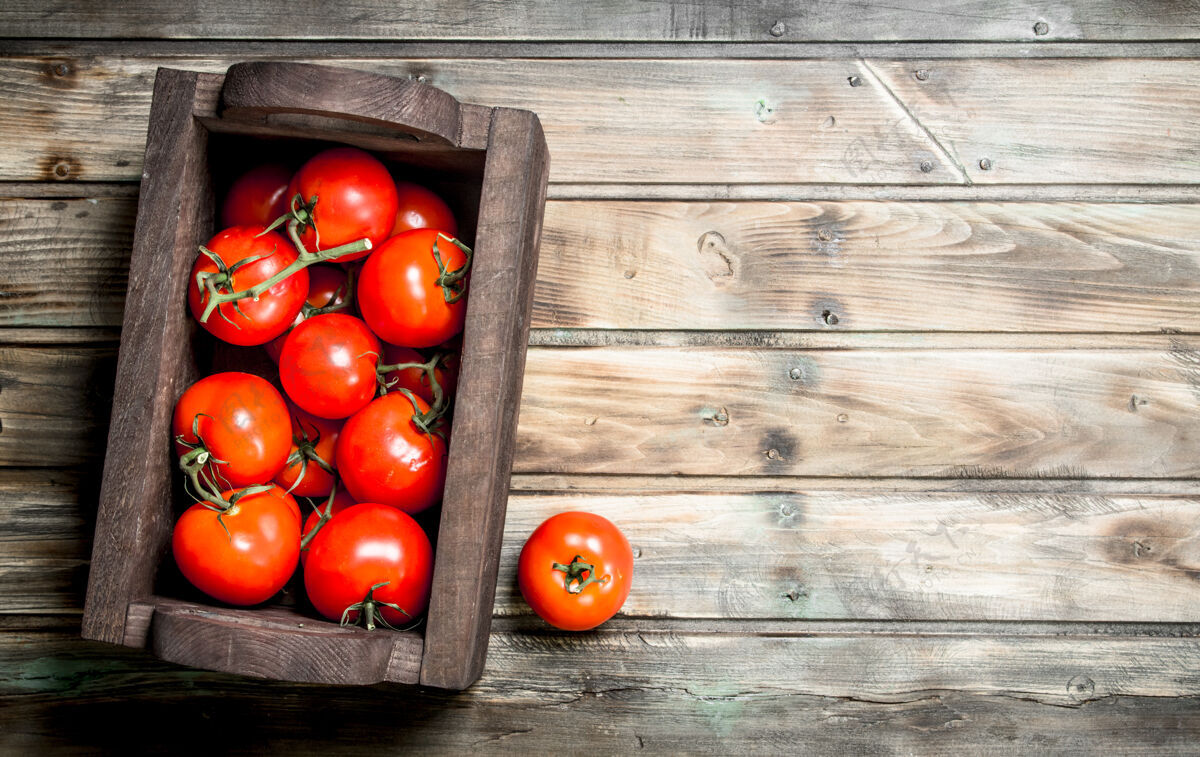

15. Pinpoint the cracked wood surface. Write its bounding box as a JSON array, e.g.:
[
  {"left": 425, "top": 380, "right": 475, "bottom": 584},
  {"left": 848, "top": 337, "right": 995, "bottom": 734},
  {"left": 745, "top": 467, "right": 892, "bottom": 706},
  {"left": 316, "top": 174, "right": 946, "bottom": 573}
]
[
  {"left": 4, "top": 2, "right": 1200, "bottom": 750},
  {"left": 5, "top": 55, "right": 1200, "bottom": 185}
]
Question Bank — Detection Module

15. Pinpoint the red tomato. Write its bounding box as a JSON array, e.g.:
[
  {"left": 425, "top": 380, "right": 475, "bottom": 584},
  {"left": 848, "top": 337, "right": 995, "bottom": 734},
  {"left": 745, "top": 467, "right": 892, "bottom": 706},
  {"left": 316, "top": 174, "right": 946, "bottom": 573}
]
[
  {"left": 288, "top": 147, "right": 397, "bottom": 261},
  {"left": 304, "top": 503, "right": 434, "bottom": 626},
  {"left": 278, "top": 313, "right": 380, "bottom": 419},
  {"left": 172, "top": 485, "right": 301, "bottom": 606},
  {"left": 379, "top": 344, "right": 459, "bottom": 407},
  {"left": 220, "top": 163, "right": 293, "bottom": 229},
  {"left": 172, "top": 372, "right": 291, "bottom": 488},
  {"left": 189, "top": 226, "right": 309, "bottom": 346},
  {"left": 335, "top": 392, "right": 447, "bottom": 514},
  {"left": 518, "top": 512, "right": 633, "bottom": 631},
  {"left": 300, "top": 488, "right": 358, "bottom": 566},
  {"left": 274, "top": 404, "right": 342, "bottom": 497},
  {"left": 390, "top": 181, "right": 458, "bottom": 237},
  {"left": 264, "top": 264, "right": 351, "bottom": 362},
  {"left": 358, "top": 229, "right": 471, "bottom": 348}
]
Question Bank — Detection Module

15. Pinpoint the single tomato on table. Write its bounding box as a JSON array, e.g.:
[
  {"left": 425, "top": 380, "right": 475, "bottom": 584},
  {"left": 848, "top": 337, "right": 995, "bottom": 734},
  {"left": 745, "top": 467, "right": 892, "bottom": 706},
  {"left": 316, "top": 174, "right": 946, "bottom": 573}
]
[
  {"left": 289, "top": 147, "right": 398, "bottom": 261},
  {"left": 188, "top": 226, "right": 309, "bottom": 346},
  {"left": 357, "top": 228, "right": 471, "bottom": 348},
  {"left": 518, "top": 511, "right": 633, "bottom": 631},
  {"left": 172, "top": 484, "right": 301, "bottom": 606},
  {"left": 304, "top": 503, "right": 434, "bottom": 628},
  {"left": 172, "top": 372, "right": 291, "bottom": 489}
]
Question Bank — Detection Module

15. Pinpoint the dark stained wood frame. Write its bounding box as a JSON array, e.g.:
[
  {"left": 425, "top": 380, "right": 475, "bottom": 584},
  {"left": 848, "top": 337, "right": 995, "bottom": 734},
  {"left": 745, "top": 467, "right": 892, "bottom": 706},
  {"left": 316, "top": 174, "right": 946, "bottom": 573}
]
[{"left": 80, "top": 62, "right": 549, "bottom": 690}]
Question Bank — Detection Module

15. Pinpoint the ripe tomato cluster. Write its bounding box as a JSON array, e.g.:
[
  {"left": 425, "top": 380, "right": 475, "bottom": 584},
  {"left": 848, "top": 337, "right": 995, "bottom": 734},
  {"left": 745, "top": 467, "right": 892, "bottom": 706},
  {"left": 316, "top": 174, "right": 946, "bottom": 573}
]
[{"left": 170, "top": 146, "right": 464, "bottom": 629}]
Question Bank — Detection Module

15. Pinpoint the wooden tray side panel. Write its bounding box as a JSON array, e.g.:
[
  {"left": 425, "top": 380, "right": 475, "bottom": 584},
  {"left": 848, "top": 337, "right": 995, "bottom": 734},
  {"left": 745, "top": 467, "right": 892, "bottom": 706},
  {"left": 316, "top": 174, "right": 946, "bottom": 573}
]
[
  {"left": 81, "top": 68, "right": 212, "bottom": 645},
  {"left": 421, "top": 108, "right": 550, "bottom": 690}
]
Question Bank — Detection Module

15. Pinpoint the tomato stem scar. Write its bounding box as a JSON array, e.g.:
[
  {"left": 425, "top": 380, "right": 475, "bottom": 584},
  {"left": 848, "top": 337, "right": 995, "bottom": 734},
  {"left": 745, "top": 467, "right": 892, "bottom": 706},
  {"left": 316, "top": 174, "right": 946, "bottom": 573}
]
[{"left": 552, "top": 555, "right": 612, "bottom": 594}]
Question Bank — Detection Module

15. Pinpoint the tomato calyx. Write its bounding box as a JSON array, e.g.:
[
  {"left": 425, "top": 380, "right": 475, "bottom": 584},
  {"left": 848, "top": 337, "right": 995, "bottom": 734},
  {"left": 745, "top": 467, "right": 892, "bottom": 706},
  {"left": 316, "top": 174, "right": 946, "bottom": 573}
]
[
  {"left": 301, "top": 267, "right": 355, "bottom": 319},
  {"left": 376, "top": 350, "right": 451, "bottom": 411},
  {"left": 194, "top": 194, "right": 372, "bottom": 325},
  {"left": 175, "top": 413, "right": 231, "bottom": 498},
  {"left": 431, "top": 233, "right": 473, "bottom": 304},
  {"left": 284, "top": 422, "right": 335, "bottom": 495},
  {"left": 340, "top": 581, "right": 410, "bottom": 631},
  {"left": 299, "top": 483, "right": 339, "bottom": 552},
  {"left": 552, "top": 555, "right": 612, "bottom": 595}
]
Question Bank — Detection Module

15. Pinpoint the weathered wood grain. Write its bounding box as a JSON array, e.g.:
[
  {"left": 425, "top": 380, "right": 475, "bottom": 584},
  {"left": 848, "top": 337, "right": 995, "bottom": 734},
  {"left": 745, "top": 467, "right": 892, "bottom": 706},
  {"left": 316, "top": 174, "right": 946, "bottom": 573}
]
[
  {"left": 0, "top": 198, "right": 133, "bottom": 327},
  {"left": 12, "top": 197, "right": 1200, "bottom": 333},
  {"left": 10, "top": 343, "right": 1200, "bottom": 479},
  {"left": 9, "top": 470, "right": 1200, "bottom": 622},
  {"left": 5, "top": 1, "right": 1200, "bottom": 41},
  {"left": 0, "top": 56, "right": 959, "bottom": 185},
  {"left": 3, "top": 629, "right": 1200, "bottom": 754},
  {"left": 0, "top": 345, "right": 115, "bottom": 467},
  {"left": 868, "top": 58, "right": 1200, "bottom": 184},
  {"left": 516, "top": 346, "right": 1200, "bottom": 478},
  {"left": 535, "top": 200, "right": 1200, "bottom": 332}
]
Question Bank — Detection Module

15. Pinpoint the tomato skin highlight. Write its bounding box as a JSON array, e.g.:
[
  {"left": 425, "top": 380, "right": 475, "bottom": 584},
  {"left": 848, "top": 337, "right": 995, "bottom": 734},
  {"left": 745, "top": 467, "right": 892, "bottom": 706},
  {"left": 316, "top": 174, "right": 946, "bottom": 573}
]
[
  {"left": 357, "top": 229, "right": 468, "bottom": 348},
  {"left": 172, "top": 486, "right": 301, "bottom": 606},
  {"left": 278, "top": 313, "right": 380, "bottom": 420},
  {"left": 518, "top": 512, "right": 633, "bottom": 631},
  {"left": 334, "top": 392, "right": 447, "bottom": 514},
  {"left": 390, "top": 181, "right": 458, "bottom": 237},
  {"left": 304, "top": 503, "right": 434, "bottom": 624},
  {"left": 289, "top": 147, "right": 398, "bottom": 261},
  {"left": 220, "top": 163, "right": 293, "bottom": 229},
  {"left": 188, "top": 226, "right": 310, "bottom": 347},
  {"left": 172, "top": 372, "right": 291, "bottom": 488}
]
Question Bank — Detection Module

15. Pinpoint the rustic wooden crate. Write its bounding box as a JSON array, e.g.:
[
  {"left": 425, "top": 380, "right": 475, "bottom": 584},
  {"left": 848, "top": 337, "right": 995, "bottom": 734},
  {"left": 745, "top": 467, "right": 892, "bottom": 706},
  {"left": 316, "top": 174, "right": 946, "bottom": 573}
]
[{"left": 79, "top": 62, "right": 549, "bottom": 690}]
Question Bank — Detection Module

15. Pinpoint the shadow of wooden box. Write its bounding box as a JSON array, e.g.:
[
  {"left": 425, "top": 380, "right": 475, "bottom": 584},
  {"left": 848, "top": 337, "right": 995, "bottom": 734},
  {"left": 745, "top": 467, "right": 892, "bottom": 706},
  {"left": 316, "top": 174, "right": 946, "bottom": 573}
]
[{"left": 80, "top": 62, "right": 549, "bottom": 690}]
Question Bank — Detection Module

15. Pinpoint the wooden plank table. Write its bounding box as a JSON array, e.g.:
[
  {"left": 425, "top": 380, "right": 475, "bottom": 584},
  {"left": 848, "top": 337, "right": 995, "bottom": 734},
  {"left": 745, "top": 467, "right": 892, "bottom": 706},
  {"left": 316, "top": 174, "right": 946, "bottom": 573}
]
[{"left": 4, "top": 2, "right": 1200, "bottom": 752}]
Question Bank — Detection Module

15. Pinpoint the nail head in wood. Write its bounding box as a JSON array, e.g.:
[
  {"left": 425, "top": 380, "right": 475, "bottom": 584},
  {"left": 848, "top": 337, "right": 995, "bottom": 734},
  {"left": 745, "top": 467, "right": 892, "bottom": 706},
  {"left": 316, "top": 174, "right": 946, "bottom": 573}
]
[
  {"left": 979, "top": 158, "right": 993, "bottom": 171},
  {"left": 769, "top": 21, "right": 786, "bottom": 37},
  {"left": 1034, "top": 21, "right": 1050, "bottom": 36},
  {"left": 847, "top": 75, "right": 863, "bottom": 87}
]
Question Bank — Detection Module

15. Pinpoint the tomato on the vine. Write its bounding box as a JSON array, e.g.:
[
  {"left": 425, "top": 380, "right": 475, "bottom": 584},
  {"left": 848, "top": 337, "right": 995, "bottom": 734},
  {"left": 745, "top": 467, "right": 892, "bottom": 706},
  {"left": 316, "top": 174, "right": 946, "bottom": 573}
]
[
  {"left": 304, "top": 503, "right": 434, "bottom": 627},
  {"left": 274, "top": 404, "right": 342, "bottom": 497},
  {"left": 189, "top": 226, "right": 309, "bottom": 346},
  {"left": 264, "top": 264, "right": 352, "bottom": 363},
  {"left": 172, "top": 372, "right": 291, "bottom": 488},
  {"left": 357, "top": 228, "right": 471, "bottom": 348},
  {"left": 173, "top": 485, "right": 301, "bottom": 606},
  {"left": 518, "top": 512, "right": 633, "bottom": 631},
  {"left": 379, "top": 343, "right": 459, "bottom": 407},
  {"left": 299, "top": 488, "right": 358, "bottom": 566},
  {"left": 334, "top": 392, "right": 447, "bottom": 514},
  {"left": 220, "top": 163, "right": 293, "bottom": 229},
  {"left": 390, "top": 180, "right": 458, "bottom": 237},
  {"left": 289, "top": 147, "right": 397, "bottom": 261},
  {"left": 278, "top": 313, "right": 380, "bottom": 419}
]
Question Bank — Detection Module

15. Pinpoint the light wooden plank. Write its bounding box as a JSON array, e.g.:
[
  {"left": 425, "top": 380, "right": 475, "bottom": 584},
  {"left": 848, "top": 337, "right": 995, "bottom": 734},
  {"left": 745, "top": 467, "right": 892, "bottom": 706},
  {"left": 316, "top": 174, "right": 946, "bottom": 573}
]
[
  {"left": 8, "top": 470, "right": 1200, "bottom": 622},
  {"left": 497, "top": 491, "right": 1200, "bottom": 621},
  {"left": 515, "top": 346, "right": 1200, "bottom": 478},
  {"left": 9, "top": 197, "right": 1200, "bottom": 333},
  {"left": 0, "top": 198, "right": 132, "bottom": 327},
  {"left": 5, "top": 1, "right": 1200, "bottom": 41},
  {"left": 0, "top": 55, "right": 966, "bottom": 185},
  {"left": 2, "top": 630, "right": 1200, "bottom": 755},
  {"left": 7, "top": 344, "right": 1200, "bottom": 478},
  {"left": 869, "top": 58, "right": 1200, "bottom": 185},
  {"left": 535, "top": 200, "right": 1200, "bottom": 332}
]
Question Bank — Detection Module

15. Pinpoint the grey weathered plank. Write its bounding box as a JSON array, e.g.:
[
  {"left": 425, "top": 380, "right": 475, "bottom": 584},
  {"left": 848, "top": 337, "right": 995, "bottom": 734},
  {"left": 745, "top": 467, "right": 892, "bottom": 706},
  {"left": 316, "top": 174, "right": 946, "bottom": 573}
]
[
  {"left": 2, "top": 629, "right": 1200, "bottom": 754},
  {"left": 4, "top": 1, "right": 1199, "bottom": 41},
  {"left": 515, "top": 346, "right": 1200, "bottom": 478},
  {"left": 10, "top": 197, "right": 1200, "bottom": 333},
  {"left": 0, "top": 56, "right": 964, "bottom": 185},
  {"left": 9, "top": 343, "right": 1200, "bottom": 479},
  {"left": 8, "top": 469, "right": 1200, "bottom": 622}
]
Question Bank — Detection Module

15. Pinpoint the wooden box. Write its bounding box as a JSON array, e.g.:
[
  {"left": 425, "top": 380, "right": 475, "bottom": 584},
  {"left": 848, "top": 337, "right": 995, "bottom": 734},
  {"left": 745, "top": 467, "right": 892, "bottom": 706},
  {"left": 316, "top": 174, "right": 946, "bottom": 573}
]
[{"left": 80, "top": 62, "right": 549, "bottom": 689}]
